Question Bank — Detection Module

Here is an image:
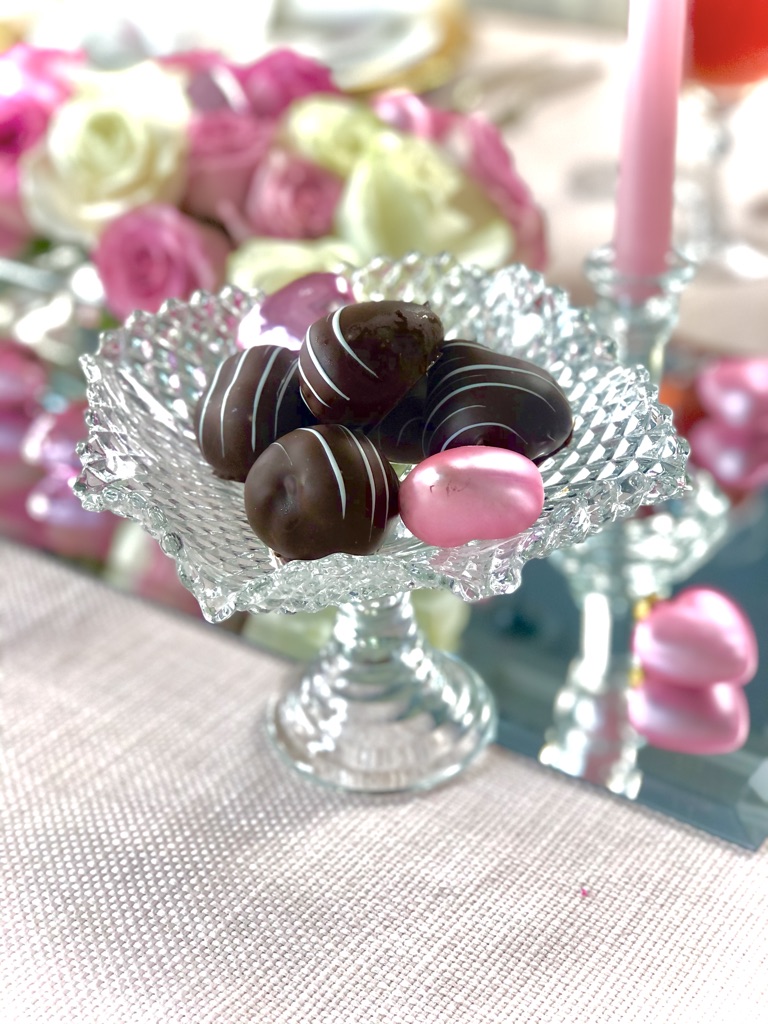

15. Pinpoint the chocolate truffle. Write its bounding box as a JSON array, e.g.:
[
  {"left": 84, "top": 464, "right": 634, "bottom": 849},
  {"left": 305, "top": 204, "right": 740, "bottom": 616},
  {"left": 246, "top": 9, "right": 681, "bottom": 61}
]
[
  {"left": 423, "top": 340, "right": 573, "bottom": 462},
  {"left": 365, "top": 377, "right": 428, "bottom": 464},
  {"left": 194, "top": 345, "right": 310, "bottom": 481},
  {"left": 298, "top": 300, "right": 443, "bottom": 426},
  {"left": 244, "top": 424, "right": 399, "bottom": 560}
]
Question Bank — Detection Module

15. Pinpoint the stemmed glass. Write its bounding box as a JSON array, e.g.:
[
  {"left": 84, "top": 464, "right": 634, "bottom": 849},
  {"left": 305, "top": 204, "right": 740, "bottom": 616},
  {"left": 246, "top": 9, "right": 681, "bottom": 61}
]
[
  {"left": 679, "top": 0, "right": 768, "bottom": 279},
  {"left": 75, "top": 253, "right": 688, "bottom": 794}
]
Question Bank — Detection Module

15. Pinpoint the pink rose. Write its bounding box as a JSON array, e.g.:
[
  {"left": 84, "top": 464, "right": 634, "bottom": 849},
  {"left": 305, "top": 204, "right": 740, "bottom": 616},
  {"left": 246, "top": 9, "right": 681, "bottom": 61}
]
[
  {"left": 456, "top": 114, "right": 548, "bottom": 271},
  {"left": 182, "top": 110, "right": 274, "bottom": 227},
  {"left": 236, "top": 148, "right": 343, "bottom": 241},
  {"left": 373, "top": 93, "right": 547, "bottom": 271},
  {"left": 94, "top": 204, "right": 231, "bottom": 320},
  {"left": 0, "top": 46, "right": 77, "bottom": 251},
  {"left": 371, "top": 90, "right": 454, "bottom": 142},
  {"left": 228, "top": 49, "right": 340, "bottom": 118},
  {"left": 2, "top": 44, "right": 80, "bottom": 109}
]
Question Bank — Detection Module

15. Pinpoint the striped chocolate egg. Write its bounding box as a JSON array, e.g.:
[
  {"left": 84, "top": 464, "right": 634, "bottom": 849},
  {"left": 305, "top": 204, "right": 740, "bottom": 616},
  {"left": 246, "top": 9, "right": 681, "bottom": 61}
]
[
  {"left": 244, "top": 424, "right": 399, "bottom": 560},
  {"left": 298, "top": 300, "right": 443, "bottom": 427},
  {"left": 423, "top": 340, "right": 573, "bottom": 463},
  {"left": 194, "top": 345, "right": 311, "bottom": 481}
]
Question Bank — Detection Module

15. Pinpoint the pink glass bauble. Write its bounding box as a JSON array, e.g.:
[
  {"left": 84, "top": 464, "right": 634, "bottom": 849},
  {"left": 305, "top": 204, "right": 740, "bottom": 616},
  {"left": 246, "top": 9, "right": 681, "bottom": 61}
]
[
  {"left": 0, "top": 342, "right": 47, "bottom": 411},
  {"left": 696, "top": 358, "right": 768, "bottom": 431},
  {"left": 21, "top": 401, "right": 87, "bottom": 470},
  {"left": 26, "top": 470, "right": 118, "bottom": 561},
  {"left": 398, "top": 445, "right": 544, "bottom": 548},
  {"left": 0, "top": 486, "right": 47, "bottom": 546},
  {"left": 633, "top": 587, "right": 758, "bottom": 689},
  {"left": 687, "top": 418, "right": 768, "bottom": 494},
  {"left": 0, "top": 410, "right": 45, "bottom": 494},
  {"left": 628, "top": 677, "right": 750, "bottom": 755}
]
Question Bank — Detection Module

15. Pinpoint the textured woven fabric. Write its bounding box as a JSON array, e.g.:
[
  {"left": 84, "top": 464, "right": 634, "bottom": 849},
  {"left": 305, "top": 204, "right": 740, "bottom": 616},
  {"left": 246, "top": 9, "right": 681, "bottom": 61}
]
[{"left": 3, "top": 538, "right": 768, "bottom": 1024}]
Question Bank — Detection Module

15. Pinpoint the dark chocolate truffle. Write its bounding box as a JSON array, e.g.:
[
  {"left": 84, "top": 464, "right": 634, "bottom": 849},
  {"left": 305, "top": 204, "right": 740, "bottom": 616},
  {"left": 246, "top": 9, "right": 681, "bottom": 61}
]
[
  {"left": 298, "top": 300, "right": 443, "bottom": 426},
  {"left": 423, "top": 340, "right": 573, "bottom": 462},
  {"left": 194, "top": 345, "right": 310, "bottom": 481},
  {"left": 244, "top": 424, "right": 399, "bottom": 560},
  {"left": 365, "top": 377, "right": 428, "bottom": 464}
]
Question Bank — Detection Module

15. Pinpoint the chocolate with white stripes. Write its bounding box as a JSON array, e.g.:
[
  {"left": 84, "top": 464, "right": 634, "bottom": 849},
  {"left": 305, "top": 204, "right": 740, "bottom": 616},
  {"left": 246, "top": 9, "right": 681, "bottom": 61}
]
[
  {"left": 194, "top": 345, "right": 312, "bottom": 481},
  {"left": 243, "top": 424, "right": 399, "bottom": 560},
  {"left": 423, "top": 340, "right": 573, "bottom": 463},
  {"left": 298, "top": 300, "right": 443, "bottom": 426}
]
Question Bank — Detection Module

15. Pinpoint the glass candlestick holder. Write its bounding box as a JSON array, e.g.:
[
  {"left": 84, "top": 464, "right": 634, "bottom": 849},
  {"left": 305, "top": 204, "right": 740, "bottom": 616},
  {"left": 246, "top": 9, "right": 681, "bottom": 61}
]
[
  {"left": 543, "top": 468, "right": 732, "bottom": 797},
  {"left": 584, "top": 245, "right": 695, "bottom": 388},
  {"left": 539, "top": 244, "right": 709, "bottom": 796}
]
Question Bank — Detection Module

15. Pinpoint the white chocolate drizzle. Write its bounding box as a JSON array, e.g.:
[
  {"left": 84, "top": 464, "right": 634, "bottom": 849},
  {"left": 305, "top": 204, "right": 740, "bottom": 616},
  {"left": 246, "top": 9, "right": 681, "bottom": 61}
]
[
  {"left": 331, "top": 307, "right": 378, "bottom": 377},
  {"left": 340, "top": 426, "right": 377, "bottom": 539},
  {"left": 299, "top": 427, "right": 347, "bottom": 518},
  {"left": 217, "top": 348, "right": 250, "bottom": 456},
  {"left": 249, "top": 346, "right": 283, "bottom": 451},
  {"left": 303, "top": 330, "right": 350, "bottom": 399}
]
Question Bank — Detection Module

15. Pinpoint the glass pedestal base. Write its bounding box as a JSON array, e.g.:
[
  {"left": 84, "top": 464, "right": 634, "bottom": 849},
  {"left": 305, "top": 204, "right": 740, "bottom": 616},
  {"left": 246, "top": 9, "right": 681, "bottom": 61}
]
[{"left": 268, "top": 593, "right": 497, "bottom": 793}]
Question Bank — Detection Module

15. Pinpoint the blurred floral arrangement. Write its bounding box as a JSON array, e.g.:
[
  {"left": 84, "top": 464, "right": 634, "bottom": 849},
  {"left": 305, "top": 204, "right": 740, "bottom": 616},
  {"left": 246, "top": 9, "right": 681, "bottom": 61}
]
[
  {"left": 1, "top": 43, "right": 546, "bottom": 309},
  {"left": 1, "top": 41, "right": 547, "bottom": 643}
]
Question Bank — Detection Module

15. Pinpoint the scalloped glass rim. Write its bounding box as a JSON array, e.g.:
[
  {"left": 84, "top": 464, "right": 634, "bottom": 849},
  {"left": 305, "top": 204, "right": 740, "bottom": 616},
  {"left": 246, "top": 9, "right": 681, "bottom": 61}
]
[{"left": 75, "top": 253, "right": 689, "bottom": 620}]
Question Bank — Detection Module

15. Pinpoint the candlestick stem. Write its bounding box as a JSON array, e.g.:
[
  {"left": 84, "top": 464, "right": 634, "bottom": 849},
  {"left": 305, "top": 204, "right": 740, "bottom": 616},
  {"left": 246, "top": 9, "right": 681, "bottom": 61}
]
[{"left": 584, "top": 246, "right": 694, "bottom": 388}]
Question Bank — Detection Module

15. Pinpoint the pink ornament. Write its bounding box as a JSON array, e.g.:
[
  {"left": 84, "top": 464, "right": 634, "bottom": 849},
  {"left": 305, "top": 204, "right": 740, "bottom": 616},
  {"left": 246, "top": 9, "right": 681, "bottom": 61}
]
[
  {"left": 399, "top": 446, "right": 544, "bottom": 548},
  {"left": 696, "top": 358, "right": 768, "bottom": 431},
  {"left": 0, "top": 342, "right": 47, "bottom": 411},
  {"left": 633, "top": 587, "right": 758, "bottom": 689},
  {"left": 0, "top": 409, "right": 45, "bottom": 494},
  {"left": 21, "top": 400, "right": 87, "bottom": 469},
  {"left": 26, "top": 469, "right": 117, "bottom": 561},
  {"left": 628, "top": 676, "right": 750, "bottom": 755},
  {"left": 688, "top": 418, "right": 768, "bottom": 494}
]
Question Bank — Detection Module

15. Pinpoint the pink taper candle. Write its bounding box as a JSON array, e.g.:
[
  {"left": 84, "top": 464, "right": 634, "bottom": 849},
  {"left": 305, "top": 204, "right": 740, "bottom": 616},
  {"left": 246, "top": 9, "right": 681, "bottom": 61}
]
[{"left": 614, "top": 0, "right": 687, "bottom": 280}]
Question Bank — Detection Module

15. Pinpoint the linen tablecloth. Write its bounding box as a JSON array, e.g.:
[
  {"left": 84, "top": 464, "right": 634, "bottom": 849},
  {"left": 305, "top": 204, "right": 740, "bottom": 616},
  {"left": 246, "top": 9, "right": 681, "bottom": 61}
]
[{"left": 3, "top": 539, "right": 768, "bottom": 1023}]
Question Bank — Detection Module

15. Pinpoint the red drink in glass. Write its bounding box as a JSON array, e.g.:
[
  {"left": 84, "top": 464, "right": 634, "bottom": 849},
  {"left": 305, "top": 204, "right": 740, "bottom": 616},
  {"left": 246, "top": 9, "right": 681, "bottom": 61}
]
[{"left": 686, "top": 0, "right": 768, "bottom": 89}]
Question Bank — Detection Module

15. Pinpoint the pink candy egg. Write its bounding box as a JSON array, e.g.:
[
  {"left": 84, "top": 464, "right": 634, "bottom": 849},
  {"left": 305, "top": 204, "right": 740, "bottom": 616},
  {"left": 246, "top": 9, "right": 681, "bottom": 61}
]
[
  {"left": 696, "top": 358, "right": 768, "bottom": 431},
  {"left": 399, "top": 446, "right": 544, "bottom": 548},
  {"left": 628, "top": 676, "right": 750, "bottom": 756},
  {"left": 633, "top": 587, "right": 758, "bottom": 689}
]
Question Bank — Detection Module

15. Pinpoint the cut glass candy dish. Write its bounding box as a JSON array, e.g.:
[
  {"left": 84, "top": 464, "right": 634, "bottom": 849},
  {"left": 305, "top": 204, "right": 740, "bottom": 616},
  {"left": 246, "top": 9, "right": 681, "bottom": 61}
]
[{"left": 75, "top": 253, "right": 689, "bottom": 793}]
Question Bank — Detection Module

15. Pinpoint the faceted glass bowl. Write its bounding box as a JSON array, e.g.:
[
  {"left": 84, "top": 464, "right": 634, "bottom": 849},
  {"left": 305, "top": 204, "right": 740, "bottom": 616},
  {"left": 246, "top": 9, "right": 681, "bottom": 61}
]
[
  {"left": 74, "top": 253, "right": 689, "bottom": 793},
  {"left": 75, "top": 253, "right": 689, "bottom": 621}
]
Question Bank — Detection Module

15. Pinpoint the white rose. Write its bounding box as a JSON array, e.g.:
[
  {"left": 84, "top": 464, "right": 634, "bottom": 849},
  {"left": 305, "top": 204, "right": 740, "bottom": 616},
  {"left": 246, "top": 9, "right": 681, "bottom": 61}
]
[
  {"left": 227, "top": 236, "right": 359, "bottom": 294},
  {"left": 19, "top": 62, "right": 190, "bottom": 245},
  {"left": 280, "top": 95, "right": 383, "bottom": 177},
  {"left": 335, "top": 132, "right": 513, "bottom": 267}
]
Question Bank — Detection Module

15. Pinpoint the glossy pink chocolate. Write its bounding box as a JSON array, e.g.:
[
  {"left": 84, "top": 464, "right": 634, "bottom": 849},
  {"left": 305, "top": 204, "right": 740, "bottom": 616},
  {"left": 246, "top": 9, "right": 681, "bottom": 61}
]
[
  {"left": 696, "top": 358, "right": 768, "bottom": 431},
  {"left": 628, "top": 677, "right": 750, "bottom": 755},
  {"left": 398, "top": 445, "right": 544, "bottom": 548},
  {"left": 633, "top": 587, "right": 758, "bottom": 689},
  {"left": 237, "top": 273, "right": 354, "bottom": 351}
]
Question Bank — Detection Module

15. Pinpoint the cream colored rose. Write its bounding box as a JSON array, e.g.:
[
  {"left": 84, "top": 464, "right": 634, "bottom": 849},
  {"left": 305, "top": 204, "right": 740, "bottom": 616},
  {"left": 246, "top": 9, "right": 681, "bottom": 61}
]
[
  {"left": 335, "top": 131, "right": 514, "bottom": 267},
  {"left": 19, "top": 62, "right": 190, "bottom": 245},
  {"left": 281, "top": 95, "right": 383, "bottom": 177},
  {"left": 227, "top": 236, "right": 358, "bottom": 294}
]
